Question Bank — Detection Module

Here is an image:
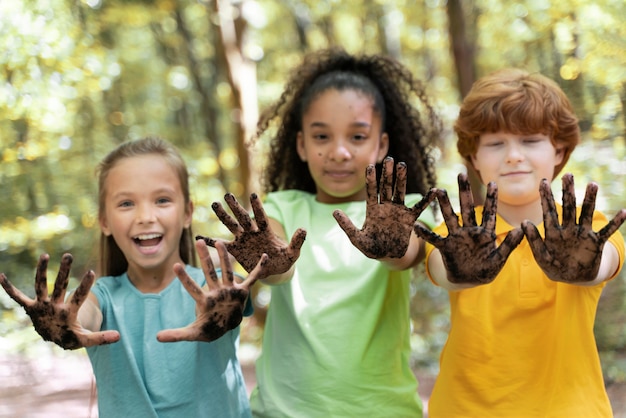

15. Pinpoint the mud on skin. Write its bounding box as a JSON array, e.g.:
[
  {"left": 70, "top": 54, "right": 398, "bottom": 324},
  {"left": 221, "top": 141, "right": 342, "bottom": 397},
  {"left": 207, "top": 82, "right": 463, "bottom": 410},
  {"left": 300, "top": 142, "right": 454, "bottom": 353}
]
[
  {"left": 334, "top": 157, "right": 434, "bottom": 260},
  {"left": 415, "top": 174, "right": 524, "bottom": 285},
  {"left": 158, "top": 240, "right": 268, "bottom": 344},
  {"left": 438, "top": 226, "right": 505, "bottom": 284},
  {"left": 26, "top": 304, "right": 82, "bottom": 350},
  {"left": 196, "top": 192, "right": 306, "bottom": 276},
  {"left": 359, "top": 227, "right": 411, "bottom": 259},
  {"left": 338, "top": 211, "right": 418, "bottom": 259},
  {"left": 522, "top": 174, "right": 626, "bottom": 283},
  {"left": 440, "top": 177, "right": 504, "bottom": 283},
  {"left": 200, "top": 289, "right": 247, "bottom": 342},
  {"left": 33, "top": 254, "right": 82, "bottom": 350},
  {"left": 197, "top": 233, "right": 300, "bottom": 275},
  {"left": 1, "top": 253, "right": 86, "bottom": 350}
]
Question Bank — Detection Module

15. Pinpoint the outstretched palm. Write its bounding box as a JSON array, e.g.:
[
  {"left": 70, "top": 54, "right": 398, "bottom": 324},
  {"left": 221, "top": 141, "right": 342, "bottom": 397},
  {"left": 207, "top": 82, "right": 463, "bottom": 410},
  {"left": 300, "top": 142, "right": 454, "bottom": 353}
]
[
  {"left": 197, "top": 193, "right": 306, "bottom": 276},
  {"left": 334, "top": 156, "right": 435, "bottom": 259},
  {"left": 0, "top": 254, "right": 120, "bottom": 350},
  {"left": 157, "top": 240, "right": 267, "bottom": 343},
  {"left": 522, "top": 173, "right": 626, "bottom": 283},
  {"left": 414, "top": 173, "right": 524, "bottom": 285}
]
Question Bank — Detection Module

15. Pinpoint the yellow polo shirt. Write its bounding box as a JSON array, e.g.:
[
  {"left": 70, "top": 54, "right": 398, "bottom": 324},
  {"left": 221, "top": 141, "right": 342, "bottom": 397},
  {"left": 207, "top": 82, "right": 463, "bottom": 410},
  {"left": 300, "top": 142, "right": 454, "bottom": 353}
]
[{"left": 426, "top": 204, "right": 624, "bottom": 418}]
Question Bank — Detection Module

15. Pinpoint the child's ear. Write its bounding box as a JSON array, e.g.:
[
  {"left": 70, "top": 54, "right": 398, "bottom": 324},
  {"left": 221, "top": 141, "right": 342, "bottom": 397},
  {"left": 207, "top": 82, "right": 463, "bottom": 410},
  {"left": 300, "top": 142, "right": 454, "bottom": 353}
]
[
  {"left": 376, "top": 133, "right": 390, "bottom": 163},
  {"left": 554, "top": 146, "right": 565, "bottom": 166},
  {"left": 296, "top": 131, "right": 307, "bottom": 162},
  {"left": 99, "top": 215, "right": 112, "bottom": 237},
  {"left": 184, "top": 201, "right": 194, "bottom": 229}
]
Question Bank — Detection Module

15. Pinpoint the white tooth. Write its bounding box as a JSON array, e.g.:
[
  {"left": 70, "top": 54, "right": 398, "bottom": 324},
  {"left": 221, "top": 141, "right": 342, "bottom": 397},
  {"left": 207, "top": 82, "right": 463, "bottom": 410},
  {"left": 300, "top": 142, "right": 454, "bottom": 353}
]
[{"left": 135, "top": 233, "right": 161, "bottom": 240}]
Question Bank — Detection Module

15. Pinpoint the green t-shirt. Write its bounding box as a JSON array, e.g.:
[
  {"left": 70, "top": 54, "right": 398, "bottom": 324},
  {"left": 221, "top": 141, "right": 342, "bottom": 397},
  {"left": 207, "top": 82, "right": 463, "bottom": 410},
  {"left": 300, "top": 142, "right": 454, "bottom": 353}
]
[{"left": 249, "top": 190, "right": 435, "bottom": 418}]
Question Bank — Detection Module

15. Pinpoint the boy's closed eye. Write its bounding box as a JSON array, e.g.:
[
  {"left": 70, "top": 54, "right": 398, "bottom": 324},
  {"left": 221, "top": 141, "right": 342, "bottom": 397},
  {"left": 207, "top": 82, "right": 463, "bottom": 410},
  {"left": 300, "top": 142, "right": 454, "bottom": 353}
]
[
  {"left": 522, "top": 136, "right": 545, "bottom": 144},
  {"left": 484, "top": 140, "right": 503, "bottom": 147}
]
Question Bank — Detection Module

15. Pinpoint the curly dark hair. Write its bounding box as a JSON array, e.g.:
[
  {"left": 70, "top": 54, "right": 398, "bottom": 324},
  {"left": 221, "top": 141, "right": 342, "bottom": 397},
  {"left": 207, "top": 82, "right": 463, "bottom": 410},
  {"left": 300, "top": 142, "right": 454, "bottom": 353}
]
[{"left": 254, "top": 48, "right": 441, "bottom": 196}]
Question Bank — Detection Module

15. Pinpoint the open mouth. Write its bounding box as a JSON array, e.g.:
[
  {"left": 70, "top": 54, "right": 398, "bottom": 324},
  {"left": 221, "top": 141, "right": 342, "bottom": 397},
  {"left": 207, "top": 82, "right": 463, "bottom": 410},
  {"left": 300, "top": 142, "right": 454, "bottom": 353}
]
[{"left": 133, "top": 233, "right": 163, "bottom": 247}]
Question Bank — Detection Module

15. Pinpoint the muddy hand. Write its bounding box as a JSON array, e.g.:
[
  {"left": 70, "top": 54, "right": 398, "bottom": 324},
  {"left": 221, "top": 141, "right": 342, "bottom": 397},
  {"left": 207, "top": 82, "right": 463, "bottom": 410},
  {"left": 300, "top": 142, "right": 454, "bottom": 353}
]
[
  {"left": 522, "top": 173, "right": 626, "bottom": 283},
  {"left": 334, "top": 157, "right": 435, "bottom": 259},
  {"left": 0, "top": 254, "right": 120, "bottom": 350},
  {"left": 157, "top": 240, "right": 267, "bottom": 343},
  {"left": 196, "top": 192, "right": 306, "bottom": 276},
  {"left": 414, "top": 173, "right": 524, "bottom": 284}
]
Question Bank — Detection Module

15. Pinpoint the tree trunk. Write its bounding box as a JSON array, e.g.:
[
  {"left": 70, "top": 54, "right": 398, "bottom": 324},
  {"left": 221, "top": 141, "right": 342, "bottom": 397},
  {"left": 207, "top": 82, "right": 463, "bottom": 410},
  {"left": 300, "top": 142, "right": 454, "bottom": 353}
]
[
  {"left": 446, "top": 0, "right": 483, "bottom": 203},
  {"left": 213, "top": 0, "right": 259, "bottom": 201}
]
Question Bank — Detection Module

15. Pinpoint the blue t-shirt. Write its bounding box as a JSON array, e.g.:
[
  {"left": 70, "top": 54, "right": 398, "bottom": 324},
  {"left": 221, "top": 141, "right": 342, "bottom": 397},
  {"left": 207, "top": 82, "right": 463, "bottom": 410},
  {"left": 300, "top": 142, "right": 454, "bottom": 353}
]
[{"left": 86, "top": 266, "right": 251, "bottom": 418}]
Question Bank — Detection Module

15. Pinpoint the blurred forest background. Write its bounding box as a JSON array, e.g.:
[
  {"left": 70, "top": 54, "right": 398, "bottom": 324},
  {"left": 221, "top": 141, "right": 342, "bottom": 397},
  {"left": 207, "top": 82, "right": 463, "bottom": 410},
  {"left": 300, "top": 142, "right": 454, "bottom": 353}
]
[{"left": 1, "top": 0, "right": 625, "bottom": 407}]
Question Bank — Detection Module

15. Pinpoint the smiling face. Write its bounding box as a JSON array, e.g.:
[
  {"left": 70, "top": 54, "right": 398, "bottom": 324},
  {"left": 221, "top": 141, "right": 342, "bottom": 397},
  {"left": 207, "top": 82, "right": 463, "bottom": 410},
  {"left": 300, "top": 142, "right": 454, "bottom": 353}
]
[
  {"left": 296, "top": 88, "right": 389, "bottom": 204},
  {"left": 471, "top": 131, "right": 564, "bottom": 223},
  {"left": 99, "top": 154, "right": 193, "bottom": 282}
]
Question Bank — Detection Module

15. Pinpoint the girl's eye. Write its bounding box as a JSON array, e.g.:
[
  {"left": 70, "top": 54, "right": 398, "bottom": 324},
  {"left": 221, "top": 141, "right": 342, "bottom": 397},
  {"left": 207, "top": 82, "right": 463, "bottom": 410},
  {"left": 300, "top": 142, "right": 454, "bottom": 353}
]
[
  {"left": 119, "top": 201, "right": 133, "bottom": 208},
  {"left": 485, "top": 141, "right": 503, "bottom": 147},
  {"left": 352, "top": 133, "right": 367, "bottom": 141},
  {"left": 313, "top": 133, "right": 328, "bottom": 141},
  {"left": 156, "top": 198, "right": 171, "bottom": 205}
]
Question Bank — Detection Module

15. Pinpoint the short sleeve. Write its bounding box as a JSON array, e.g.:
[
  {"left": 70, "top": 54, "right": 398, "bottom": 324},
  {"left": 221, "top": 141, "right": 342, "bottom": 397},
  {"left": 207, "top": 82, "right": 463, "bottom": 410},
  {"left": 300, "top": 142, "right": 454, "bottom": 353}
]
[{"left": 261, "top": 192, "right": 285, "bottom": 226}]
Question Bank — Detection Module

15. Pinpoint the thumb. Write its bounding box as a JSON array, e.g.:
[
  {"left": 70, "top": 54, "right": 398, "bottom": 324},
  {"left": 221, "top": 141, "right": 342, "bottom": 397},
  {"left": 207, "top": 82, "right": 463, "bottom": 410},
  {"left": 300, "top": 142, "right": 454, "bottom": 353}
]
[{"left": 333, "top": 210, "right": 359, "bottom": 239}]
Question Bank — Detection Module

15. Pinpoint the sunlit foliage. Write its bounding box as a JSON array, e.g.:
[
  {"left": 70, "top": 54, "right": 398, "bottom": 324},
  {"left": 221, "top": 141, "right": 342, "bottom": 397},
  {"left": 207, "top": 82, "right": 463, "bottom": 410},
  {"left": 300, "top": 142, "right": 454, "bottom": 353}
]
[{"left": 1, "top": 0, "right": 625, "bottom": 384}]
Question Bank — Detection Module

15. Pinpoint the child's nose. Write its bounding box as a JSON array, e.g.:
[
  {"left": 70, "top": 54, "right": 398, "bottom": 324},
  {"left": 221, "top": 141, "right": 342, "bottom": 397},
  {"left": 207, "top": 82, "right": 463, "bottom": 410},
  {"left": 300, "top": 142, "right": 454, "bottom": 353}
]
[
  {"left": 328, "top": 140, "right": 352, "bottom": 161},
  {"left": 505, "top": 143, "right": 524, "bottom": 162},
  {"left": 137, "top": 204, "right": 156, "bottom": 223}
]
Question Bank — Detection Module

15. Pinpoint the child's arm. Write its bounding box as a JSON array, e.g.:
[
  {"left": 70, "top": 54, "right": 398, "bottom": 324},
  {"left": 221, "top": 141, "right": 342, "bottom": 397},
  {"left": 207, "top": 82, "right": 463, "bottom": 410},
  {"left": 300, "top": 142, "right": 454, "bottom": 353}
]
[
  {"left": 197, "top": 193, "right": 306, "bottom": 285},
  {"left": 333, "top": 157, "right": 435, "bottom": 271},
  {"left": 0, "top": 254, "right": 120, "bottom": 349},
  {"left": 414, "top": 173, "right": 525, "bottom": 290},
  {"left": 157, "top": 240, "right": 267, "bottom": 343},
  {"left": 522, "top": 173, "right": 626, "bottom": 286}
]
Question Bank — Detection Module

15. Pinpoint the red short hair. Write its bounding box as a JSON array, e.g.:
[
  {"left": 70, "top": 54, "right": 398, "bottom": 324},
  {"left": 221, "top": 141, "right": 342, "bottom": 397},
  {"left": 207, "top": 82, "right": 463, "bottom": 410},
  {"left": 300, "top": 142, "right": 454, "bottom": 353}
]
[{"left": 455, "top": 68, "right": 580, "bottom": 179}]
